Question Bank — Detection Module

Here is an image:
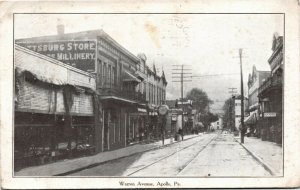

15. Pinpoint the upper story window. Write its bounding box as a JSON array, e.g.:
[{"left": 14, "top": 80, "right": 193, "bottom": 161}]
[{"left": 103, "top": 62, "right": 106, "bottom": 86}]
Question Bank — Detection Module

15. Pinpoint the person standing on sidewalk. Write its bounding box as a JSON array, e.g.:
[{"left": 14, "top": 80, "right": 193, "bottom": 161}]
[
  {"left": 158, "top": 105, "right": 169, "bottom": 145},
  {"left": 178, "top": 128, "right": 184, "bottom": 141}
]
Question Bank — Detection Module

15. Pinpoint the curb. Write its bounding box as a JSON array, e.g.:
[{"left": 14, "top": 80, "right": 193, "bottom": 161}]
[
  {"left": 233, "top": 138, "right": 276, "bottom": 176},
  {"left": 54, "top": 134, "right": 201, "bottom": 176}
]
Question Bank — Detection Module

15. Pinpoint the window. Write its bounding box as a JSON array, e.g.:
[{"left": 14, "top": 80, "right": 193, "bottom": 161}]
[
  {"left": 97, "top": 59, "right": 102, "bottom": 85},
  {"left": 152, "top": 85, "right": 155, "bottom": 104},
  {"left": 111, "top": 66, "right": 115, "bottom": 87},
  {"left": 108, "top": 65, "right": 111, "bottom": 88},
  {"left": 102, "top": 62, "right": 106, "bottom": 87},
  {"left": 151, "top": 84, "right": 154, "bottom": 104},
  {"left": 148, "top": 83, "right": 151, "bottom": 103},
  {"left": 140, "top": 82, "right": 143, "bottom": 92},
  {"left": 157, "top": 87, "right": 159, "bottom": 105},
  {"left": 150, "top": 84, "right": 152, "bottom": 104}
]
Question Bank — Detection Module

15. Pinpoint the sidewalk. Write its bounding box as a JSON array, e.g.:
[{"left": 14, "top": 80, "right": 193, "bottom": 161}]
[
  {"left": 15, "top": 133, "right": 200, "bottom": 176},
  {"left": 234, "top": 136, "right": 283, "bottom": 176}
]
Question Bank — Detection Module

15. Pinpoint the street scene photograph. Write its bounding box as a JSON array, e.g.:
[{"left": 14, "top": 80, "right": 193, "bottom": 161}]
[{"left": 13, "top": 13, "right": 283, "bottom": 177}]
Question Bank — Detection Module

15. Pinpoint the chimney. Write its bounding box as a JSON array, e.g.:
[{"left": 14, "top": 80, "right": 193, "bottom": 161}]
[{"left": 57, "top": 19, "right": 64, "bottom": 35}]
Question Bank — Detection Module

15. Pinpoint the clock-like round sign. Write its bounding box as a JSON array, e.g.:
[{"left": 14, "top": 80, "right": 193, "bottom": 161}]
[{"left": 158, "top": 105, "right": 169, "bottom": 115}]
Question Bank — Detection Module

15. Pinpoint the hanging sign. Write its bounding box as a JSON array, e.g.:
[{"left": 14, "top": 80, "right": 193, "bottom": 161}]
[{"left": 158, "top": 105, "right": 169, "bottom": 115}]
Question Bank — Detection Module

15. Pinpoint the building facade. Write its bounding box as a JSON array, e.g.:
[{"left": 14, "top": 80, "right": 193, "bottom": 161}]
[
  {"left": 246, "top": 65, "right": 270, "bottom": 136},
  {"left": 211, "top": 117, "right": 223, "bottom": 131},
  {"left": 258, "top": 33, "right": 283, "bottom": 144},
  {"left": 15, "top": 27, "right": 167, "bottom": 168},
  {"left": 144, "top": 64, "right": 167, "bottom": 140}
]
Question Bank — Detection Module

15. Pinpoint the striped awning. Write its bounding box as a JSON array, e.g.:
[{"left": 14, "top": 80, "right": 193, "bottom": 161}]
[
  {"left": 244, "top": 112, "right": 257, "bottom": 125},
  {"left": 123, "top": 71, "right": 141, "bottom": 83}
]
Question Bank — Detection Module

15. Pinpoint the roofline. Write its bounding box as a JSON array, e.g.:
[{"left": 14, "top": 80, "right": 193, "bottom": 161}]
[
  {"left": 15, "top": 29, "right": 101, "bottom": 42},
  {"left": 16, "top": 29, "right": 140, "bottom": 63},
  {"left": 268, "top": 43, "right": 283, "bottom": 64},
  {"left": 97, "top": 30, "right": 139, "bottom": 63}
]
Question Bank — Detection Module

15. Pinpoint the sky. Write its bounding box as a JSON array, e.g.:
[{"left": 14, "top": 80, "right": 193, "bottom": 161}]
[{"left": 15, "top": 14, "right": 284, "bottom": 114}]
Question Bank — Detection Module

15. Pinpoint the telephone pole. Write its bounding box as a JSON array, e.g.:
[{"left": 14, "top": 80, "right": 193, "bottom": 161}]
[
  {"left": 232, "top": 48, "right": 247, "bottom": 144},
  {"left": 172, "top": 65, "right": 192, "bottom": 137},
  {"left": 239, "top": 49, "right": 245, "bottom": 144}
]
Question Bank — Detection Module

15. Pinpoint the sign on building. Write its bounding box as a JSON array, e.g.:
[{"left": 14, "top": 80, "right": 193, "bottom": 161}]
[
  {"left": 17, "top": 40, "right": 97, "bottom": 73},
  {"left": 263, "top": 112, "right": 277, "bottom": 118},
  {"left": 158, "top": 105, "right": 169, "bottom": 115}
]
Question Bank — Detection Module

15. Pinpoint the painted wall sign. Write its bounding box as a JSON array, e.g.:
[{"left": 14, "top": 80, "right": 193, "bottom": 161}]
[{"left": 17, "top": 40, "right": 97, "bottom": 72}]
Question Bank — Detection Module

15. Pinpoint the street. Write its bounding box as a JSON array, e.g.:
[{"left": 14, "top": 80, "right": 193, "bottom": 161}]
[{"left": 69, "top": 132, "right": 271, "bottom": 177}]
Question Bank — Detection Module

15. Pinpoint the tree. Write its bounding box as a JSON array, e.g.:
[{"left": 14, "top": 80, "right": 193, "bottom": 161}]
[
  {"left": 200, "top": 112, "right": 219, "bottom": 131},
  {"left": 186, "top": 88, "right": 217, "bottom": 131},
  {"left": 222, "top": 97, "right": 235, "bottom": 130},
  {"left": 186, "top": 88, "right": 213, "bottom": 113}
]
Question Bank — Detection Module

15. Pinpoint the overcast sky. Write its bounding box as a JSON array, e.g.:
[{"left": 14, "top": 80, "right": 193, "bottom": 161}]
[{"left": 15, "top": 14, "right": 284, "bottom": 114}]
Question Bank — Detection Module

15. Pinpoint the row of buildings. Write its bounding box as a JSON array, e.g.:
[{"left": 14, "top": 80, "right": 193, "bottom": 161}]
[
  {"left": 232, "top": 33, "right": 283, "bottom": 144},
  {"left": 14, "top": 25, "right": 167, "bottom": 169}
]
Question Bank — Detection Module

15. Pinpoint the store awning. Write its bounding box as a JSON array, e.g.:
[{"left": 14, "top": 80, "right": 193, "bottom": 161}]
[
  {"left": 16, "top": 67, "right": 67, "bottom": 86},
  {"left": 149, "top": 112, "right": 158, "bottom": 116},
  {"left": 248, "top": 104, "right": 259, "bottom": 112},
  {"left": 244, "top": 112, "right": 257, "bottom": 125},
  {"left": 123, "top": 71, "right": 141, "bottom": 83},
  {"left": 138, "top": 108, "right": 147, "bottom": 113}
]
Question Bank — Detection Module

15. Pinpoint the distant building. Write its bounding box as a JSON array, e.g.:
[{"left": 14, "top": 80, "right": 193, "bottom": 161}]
[
  {"left": 211, "top": 117, "right": 223, "bottom": 130},
  {"left": 165, "top": 100, "right": 178, "bottom": 137},
  {"left": 246, "top": 65, "right": 270, "bottom": 136},
  {"left": 258, "top": 33, "right": 283, "bottom": 144},
  {"left": 165, "top": 99, "right": 196, "bottom": 136}
]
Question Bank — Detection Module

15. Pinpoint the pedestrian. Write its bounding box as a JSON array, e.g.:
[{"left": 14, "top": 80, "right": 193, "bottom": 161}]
[
  {"left": 178, "top": 128, "right": 184, "bottom": 141},
  {"left": 139, "top": 127, "right": 143, "bottom": 142}
]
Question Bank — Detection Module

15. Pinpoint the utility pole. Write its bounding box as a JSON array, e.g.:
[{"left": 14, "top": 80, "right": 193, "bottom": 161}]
[
  {"left": 228, "top": 87, "right": 237, "bottom": 132},
  {"left": 172, "top": 65, "right": 192, "bottom": 139},
  {"left": 239, "top": 48, "right": 245, "bottom": 144},
  {"left": 232, "top": 48, "right": 247, "bottom": 143}
]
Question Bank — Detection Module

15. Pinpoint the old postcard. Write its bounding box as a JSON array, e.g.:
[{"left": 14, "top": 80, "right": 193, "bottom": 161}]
[{"left": 1, "top": 0, "right": 300, "bottom": 189}]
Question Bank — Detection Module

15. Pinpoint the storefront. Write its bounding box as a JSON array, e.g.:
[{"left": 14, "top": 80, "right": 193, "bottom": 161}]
[
  {"left": 244, "top": 112, "right": 257, "bottom": 137},
  {"left": 128, "top": 106, "right": 147, "bottom": 143},
  {"left": 14, "top": 45, "right": 97, "bottom": 170},
  {"left": 148, "top": 105, "right": 159, "bottom": 139}
]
